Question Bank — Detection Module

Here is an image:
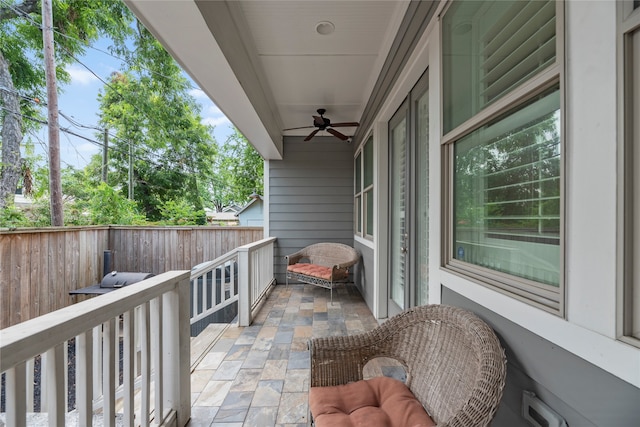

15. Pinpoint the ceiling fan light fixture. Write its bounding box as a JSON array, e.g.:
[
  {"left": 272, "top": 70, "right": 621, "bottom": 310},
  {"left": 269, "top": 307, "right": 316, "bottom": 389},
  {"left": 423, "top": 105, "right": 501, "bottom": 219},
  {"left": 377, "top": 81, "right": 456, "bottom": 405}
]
[{"left": 315, "top": 21, "right": 335, "bottom": 35}]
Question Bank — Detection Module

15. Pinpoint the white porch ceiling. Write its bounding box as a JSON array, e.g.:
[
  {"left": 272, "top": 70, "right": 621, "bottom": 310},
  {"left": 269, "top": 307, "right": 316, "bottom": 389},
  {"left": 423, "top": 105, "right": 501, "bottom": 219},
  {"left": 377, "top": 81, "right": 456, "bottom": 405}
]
[{"left": 124, "top": 0, "right": 410, "bottom": 160}]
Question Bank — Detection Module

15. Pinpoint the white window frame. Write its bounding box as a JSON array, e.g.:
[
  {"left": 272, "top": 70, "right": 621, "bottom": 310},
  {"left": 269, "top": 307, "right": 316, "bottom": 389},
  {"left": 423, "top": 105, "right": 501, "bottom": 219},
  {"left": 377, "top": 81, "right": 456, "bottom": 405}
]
[
  {"left": 619, "top": 1, "right": 640, "bottom": 347},
  {"left": 442, "top": 0, "right": 565, "bottom": 315},
  {"left": 355, "top": 135, "right": 374, "bottom": 240}
]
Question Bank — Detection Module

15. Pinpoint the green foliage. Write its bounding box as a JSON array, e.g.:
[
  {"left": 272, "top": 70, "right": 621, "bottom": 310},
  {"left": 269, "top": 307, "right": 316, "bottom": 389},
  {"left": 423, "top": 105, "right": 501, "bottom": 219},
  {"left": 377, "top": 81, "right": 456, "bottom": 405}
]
[
  {"left": 87, "top": 182, "right": 145, "bottom": 225},
  {"left": 0, "top": 204, "right": 29, "bottom": 227},
  {"left": 158, "top": 199, "right": 205, "bottom": 225},
  {"left": 1, "top": 0, "right": 135, "bottom": 132},
  {"left": 98, "top": 28, "right": 218, "bottom": 221},
  {"left": 207, "top": 128, "right": 263, "bottom": 211},
  {"left": 2, "top": 2, "right": 262, "bottom": 226}
]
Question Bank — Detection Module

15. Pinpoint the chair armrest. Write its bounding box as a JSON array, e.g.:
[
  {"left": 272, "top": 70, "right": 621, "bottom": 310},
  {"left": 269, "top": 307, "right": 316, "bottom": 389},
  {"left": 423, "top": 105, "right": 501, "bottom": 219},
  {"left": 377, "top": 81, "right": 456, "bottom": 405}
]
[
  {"left": 285, "top": 251, "right": 305, "bottom": 265},
  {"left": 309, "top": 333, "right": 382, "bottom": 388},
  {"left": 332, "top": 258, "right": 358, "bottom": 271},
  {"left": 332, "top": 249, "right": 360, "bottom": 270}
]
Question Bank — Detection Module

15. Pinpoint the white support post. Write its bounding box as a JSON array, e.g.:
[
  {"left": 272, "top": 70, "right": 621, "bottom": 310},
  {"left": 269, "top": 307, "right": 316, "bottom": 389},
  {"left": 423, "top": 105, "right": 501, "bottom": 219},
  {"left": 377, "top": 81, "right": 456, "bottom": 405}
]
[
  {"left": 151, "top": 296, "right": 164, "bottom": 422},
  {"left": 93, "top": 326, "right": 102, "bottom": 400},
  {"left": 40, "top": 352, "right": 47, "bottom": 412},
  {"left": 103, "top": 318, "right": 116, "bottom": 427},
  {"left": 63, "top": 340, "right": 69, "bottom": 413},
  {"left": 123, "top": 310, "right": 135, "bottom": 426},
  {"left": 6, "top": 362, "right": 27, "bottom": 427},
  {"left": 76, "top": 330, "right": 93, "bottom": 427},
  {"left": 238, "top": 246, "right": 251, "bottom": 326},
  {"left": 163, "top": 276, "right": 191, "bottom": 426},
  {"left": 140, "top": 302, "right": 151, "bottom": 426},
  {"left": 46, "top": 344, "right": 65, "bottom": 426},
  {"left": 26, "top": 358, "right": 34, "bottom": 412},
  {"left": 192, "top": 278, "right": 198, "bottom": 318},
  {"left": 178, "top": 275, "right": 191, "bottom": 427}
]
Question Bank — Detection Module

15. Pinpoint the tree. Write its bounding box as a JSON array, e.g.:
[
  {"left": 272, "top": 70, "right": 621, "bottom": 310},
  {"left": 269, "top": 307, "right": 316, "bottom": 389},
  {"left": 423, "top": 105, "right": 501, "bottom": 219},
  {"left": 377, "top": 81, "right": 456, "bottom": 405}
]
[
  {"left": 98, "top": 26, "right": 218, "bottom": 223},
  {"left": 87, "top": 182, "right": 145, "bottom": 225},
  {"left": 207, "top": 128, "right": 263, "bottom": 211},
  {"left": 0, "top": 0, "right": 134, "bottom": 212}
]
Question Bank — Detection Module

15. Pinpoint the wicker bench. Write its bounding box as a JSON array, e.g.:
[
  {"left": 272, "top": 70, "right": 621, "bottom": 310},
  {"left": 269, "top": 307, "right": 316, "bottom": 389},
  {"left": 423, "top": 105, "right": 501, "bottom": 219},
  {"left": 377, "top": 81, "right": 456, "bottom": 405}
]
[
  {"left": 309, "top": 305, "right": 507, "bottom": 427},
  {"left": 284, "top": 243, "right": 359, "bottom": 302}
]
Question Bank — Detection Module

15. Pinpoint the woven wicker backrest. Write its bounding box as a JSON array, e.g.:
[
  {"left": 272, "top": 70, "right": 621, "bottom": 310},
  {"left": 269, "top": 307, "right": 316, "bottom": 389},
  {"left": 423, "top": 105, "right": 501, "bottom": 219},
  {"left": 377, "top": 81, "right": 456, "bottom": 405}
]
[
  {"left": 365, "top": 305, "right": 506, "bottom": 426},
  {"left": 300, "top": 243, "right": 359, "bottom": 268}
]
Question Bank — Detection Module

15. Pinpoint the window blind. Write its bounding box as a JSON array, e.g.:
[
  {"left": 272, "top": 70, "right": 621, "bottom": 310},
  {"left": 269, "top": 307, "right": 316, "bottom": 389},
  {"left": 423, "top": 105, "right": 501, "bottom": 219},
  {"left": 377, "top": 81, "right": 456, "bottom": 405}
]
[{"left": 480, "top": 0, "right": 556, "bottom": 105}]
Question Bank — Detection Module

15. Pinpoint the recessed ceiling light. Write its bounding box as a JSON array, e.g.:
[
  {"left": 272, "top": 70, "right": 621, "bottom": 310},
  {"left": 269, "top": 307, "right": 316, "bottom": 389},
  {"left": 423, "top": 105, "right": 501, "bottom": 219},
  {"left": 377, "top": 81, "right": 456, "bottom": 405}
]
[{"left": 316, "top": 21, "right": 335, "bottom": 35}]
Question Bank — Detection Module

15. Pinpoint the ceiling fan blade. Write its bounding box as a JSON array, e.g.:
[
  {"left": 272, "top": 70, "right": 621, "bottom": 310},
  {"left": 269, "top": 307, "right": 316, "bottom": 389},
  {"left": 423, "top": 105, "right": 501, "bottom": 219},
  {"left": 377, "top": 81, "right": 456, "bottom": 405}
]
[
  {"left": 283, "top": 125, "right": 315, "bottom": 131},
  {"left": 313, "top": 115, "right": 325, "bottom": 126},
  {"left": 327, "top": 128, "right": 349, "bottom": 140},
  {"left": 330, "top": 122, "right": 360, "bottom": 128},
  {"left": 304, "top": 129, "right": 320, "bottom": 141}
]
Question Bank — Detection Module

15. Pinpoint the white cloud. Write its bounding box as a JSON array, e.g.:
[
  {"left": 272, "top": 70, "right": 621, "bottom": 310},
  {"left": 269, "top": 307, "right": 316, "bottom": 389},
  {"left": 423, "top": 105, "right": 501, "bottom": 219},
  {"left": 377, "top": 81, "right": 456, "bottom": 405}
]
[
  {"left": 188, "top": 88, "right": 207, "bottom": 100},
  {"left": 66, "top": 65, "right": 99, "bottom": 85},
  {"left": 77, "top": 142, "right": 99, "bottom": 153},
  {"left": 207, "top": 104, "right": 223, "bottom": 116},
  {"left": 203, "top": 116, "right": 231, "bottom": 127}
]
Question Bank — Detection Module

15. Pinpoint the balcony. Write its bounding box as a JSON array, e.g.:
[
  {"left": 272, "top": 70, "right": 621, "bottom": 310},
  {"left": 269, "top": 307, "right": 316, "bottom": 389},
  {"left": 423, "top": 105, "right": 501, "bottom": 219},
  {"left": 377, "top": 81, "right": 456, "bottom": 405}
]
[{"left": 0, "top": 237, "right": 383, "bottom": 426}]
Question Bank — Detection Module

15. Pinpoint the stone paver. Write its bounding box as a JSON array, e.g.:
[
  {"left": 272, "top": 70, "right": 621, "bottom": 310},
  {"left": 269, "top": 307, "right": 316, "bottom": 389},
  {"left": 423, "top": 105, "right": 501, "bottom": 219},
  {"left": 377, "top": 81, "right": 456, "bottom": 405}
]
[{"left": 189, "top": 284, "right": 383, "bottom": 427}]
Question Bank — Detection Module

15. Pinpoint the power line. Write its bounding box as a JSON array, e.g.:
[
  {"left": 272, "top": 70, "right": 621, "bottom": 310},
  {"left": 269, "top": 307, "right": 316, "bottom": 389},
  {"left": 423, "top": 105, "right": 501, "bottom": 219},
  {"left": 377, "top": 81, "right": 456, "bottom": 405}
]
[
  {"left": 2, "top": 7, "right": 222, "bottom": 163},
  {"left": 1, "top": 0, "right": 208, "bottom": 95},
  {"left": 2, "top": 86, "right": 188, "bottom": 168},
  {"left": 0, "top": 105, "right": 163, "bottom": 168}
]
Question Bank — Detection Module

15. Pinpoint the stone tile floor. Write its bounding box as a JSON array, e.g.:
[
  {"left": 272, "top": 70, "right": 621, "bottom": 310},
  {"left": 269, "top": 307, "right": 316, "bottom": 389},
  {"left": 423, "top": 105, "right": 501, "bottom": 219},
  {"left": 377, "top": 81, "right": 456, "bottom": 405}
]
[{"left": 188, "top": 283, "right": 386, "bottom": 427}]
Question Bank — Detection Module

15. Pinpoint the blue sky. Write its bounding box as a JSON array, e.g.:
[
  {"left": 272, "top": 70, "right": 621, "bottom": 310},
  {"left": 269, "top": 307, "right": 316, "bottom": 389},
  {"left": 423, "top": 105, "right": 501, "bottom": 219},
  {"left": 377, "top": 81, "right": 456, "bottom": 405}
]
[{"left": 31, "top": 38, "right": 234, "bottom": 169}]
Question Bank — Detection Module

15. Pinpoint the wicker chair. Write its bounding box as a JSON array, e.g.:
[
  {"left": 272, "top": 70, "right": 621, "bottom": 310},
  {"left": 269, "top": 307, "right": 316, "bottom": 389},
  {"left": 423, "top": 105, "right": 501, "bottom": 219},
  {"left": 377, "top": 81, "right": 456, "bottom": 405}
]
[
  {"left": 285, "top": 243, "right": 360, "bottom": 302},
  {"left": 309, "top": 304, "right": 507, "bottom": 427}
]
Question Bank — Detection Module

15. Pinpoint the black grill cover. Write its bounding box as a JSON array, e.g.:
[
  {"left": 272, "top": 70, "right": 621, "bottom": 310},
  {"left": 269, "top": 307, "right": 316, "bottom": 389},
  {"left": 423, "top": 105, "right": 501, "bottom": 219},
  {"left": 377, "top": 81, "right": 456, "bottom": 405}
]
[
  {"left": 70, "top": 271, "right": 155, "bottom": 295},
  {"left": 100, "top": 271, "right": 155, "bottom": 289}
]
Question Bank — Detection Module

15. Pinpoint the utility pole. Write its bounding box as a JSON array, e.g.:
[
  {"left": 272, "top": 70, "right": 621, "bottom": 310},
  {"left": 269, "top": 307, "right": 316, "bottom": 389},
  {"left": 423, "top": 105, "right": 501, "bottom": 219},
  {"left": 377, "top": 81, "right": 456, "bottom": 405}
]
[
  {"left": 42, "top": 0, "right": 63, "bottom": 226},
  {"left": 128, "top": 140, "right": 134, "bottom": 199},
  {"left": 102, "top": 129, "right": 108, "bottom": 182}
]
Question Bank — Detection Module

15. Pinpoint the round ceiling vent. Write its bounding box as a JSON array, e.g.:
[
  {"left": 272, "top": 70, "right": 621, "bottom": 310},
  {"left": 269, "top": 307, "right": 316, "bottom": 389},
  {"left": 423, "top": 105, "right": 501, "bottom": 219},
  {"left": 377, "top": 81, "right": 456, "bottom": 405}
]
[{"left": 315, "top": 21, "right": 335, "bottom": 35}]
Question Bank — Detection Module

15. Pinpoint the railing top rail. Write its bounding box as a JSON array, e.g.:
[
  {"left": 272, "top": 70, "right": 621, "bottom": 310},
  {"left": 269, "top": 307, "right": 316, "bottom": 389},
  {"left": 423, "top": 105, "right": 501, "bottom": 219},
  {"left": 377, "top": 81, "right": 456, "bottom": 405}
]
[
  {"left": 237, "top": 236, "right": 277, "bottom": 252},
  {"left": 0, "top": 225, "right": 264, "bottom": 234},
  {"left": 0, "top": 270, "right": 189, "bottom": 372},
  {"left": 190, "top": 249, "right": 239, "bottom": 278}
]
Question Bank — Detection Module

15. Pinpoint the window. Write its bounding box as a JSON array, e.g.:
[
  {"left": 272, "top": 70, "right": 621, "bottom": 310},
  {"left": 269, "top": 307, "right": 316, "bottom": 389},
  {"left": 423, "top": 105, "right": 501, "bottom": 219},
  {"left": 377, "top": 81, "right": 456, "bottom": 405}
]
[
  {"left": 443, "top": 0, "right": 563, "bottom": 313},
  {"left": 443, "top": 0, "right": 556, "bottom": 133},
  {"left": 453, "top": 88, "right": 561, "bottom": 285},
  {"left": 622, "top": 3, "right": 640, "bottom": 343},
  {"left": 355, "top": 135, "right": 374, "bottom": 239},
  {"left": 355, "top": 152, "right": 362, "bottom": 234}
]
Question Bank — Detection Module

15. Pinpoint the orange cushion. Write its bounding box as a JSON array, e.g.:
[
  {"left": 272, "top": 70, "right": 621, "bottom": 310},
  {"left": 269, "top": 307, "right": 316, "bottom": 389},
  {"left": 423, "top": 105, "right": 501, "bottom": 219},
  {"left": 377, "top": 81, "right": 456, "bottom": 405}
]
[
  {"left": 287, "top": 263, "right": 334, "bottom": 280},
  {"left": 309, "top": 376, "right": 435, "bottom": 427}
]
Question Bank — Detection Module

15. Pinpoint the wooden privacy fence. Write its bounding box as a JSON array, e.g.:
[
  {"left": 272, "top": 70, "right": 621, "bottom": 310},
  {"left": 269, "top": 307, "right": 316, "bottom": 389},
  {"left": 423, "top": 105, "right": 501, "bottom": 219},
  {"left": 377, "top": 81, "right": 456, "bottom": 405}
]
[{"left": 0, "top": 226, "right": 264, "bottom": 329}]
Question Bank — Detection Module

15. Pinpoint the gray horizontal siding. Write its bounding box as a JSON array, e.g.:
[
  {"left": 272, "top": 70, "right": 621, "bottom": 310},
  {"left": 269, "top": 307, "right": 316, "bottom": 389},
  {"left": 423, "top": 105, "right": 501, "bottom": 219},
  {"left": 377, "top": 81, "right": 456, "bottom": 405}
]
[
  {"left": 270, "top": 136, "right": 355, "bottom": 284},
  {"left": 270, "top": 204, "right": 351, "bottom": 214},
  {"left": 270, "top": 177, "right": 352, "bottom": 187},
  {"left": 442, "top": 288, "right": 640, "bottom": 427},
  {"left": 354, "top": 241, "right": 374, "bottom": 309},
  {"left": 270, "top": 186, "right": 354, "bottom": 197}
]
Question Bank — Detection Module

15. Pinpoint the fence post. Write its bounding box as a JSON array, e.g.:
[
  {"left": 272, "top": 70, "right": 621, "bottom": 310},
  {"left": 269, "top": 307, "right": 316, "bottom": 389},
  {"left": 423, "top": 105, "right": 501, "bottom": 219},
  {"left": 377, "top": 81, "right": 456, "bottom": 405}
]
[{"left": 238, "top": 247, "right": 251, "bottom": 326}]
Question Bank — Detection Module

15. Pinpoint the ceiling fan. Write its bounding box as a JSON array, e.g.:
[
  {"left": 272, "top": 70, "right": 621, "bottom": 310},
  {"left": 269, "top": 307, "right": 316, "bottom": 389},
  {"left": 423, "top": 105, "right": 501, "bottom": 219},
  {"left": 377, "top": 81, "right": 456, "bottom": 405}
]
[{"left": 283, "top": 108, "right": 359, "bottom": 141}]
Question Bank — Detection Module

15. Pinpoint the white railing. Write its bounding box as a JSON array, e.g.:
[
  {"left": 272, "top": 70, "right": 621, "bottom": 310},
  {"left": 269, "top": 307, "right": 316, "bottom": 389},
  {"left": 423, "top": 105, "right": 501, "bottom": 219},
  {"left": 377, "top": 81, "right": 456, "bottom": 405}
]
[
  {"left": 190, "top": 237, "right": 276, "bottom": 329},
  {"left": 238, "top": 237, "right": 277, "bottom": 326},
  {"left": 190, "top": 252, "right": 239, "bottom": 329},
  {"left": 0, "top": 271, "right": 191, "bottom": 427}
]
